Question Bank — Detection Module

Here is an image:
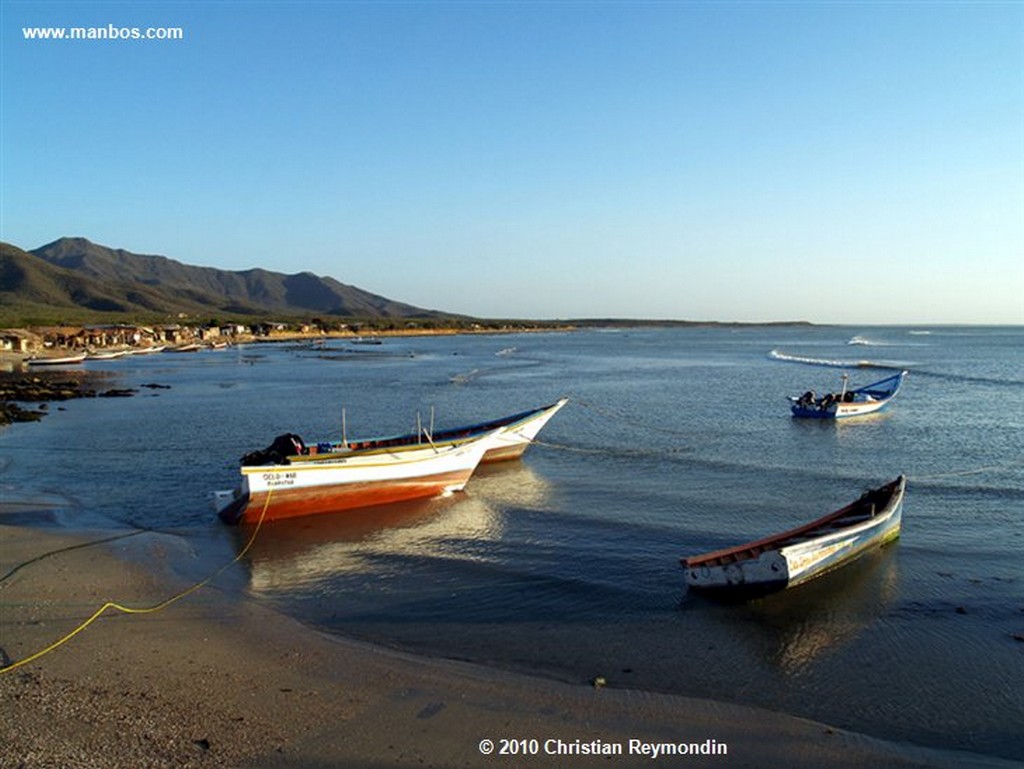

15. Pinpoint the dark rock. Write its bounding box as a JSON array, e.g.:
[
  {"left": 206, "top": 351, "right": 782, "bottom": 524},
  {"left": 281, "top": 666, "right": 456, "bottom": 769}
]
[
  {"left": 0, "top": 369, "right": 118, "bottom": 425},
  {"left": 98, "top": 388, "right": 138, "bottom": 398}
]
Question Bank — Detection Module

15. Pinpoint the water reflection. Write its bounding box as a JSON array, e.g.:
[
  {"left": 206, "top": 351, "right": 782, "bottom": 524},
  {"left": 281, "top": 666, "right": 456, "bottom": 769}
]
[
  {"left": 787, "top": 410, "right": 894, "bottom": 437},
  {"left": 460, "top": 462, "right": 555, "bottom": 510},
  {"left": 685, "top": 543, "right": 900, "bottom": 675},
  {"left": 239, "top": 463, "right": 553, "bottom": 594}
]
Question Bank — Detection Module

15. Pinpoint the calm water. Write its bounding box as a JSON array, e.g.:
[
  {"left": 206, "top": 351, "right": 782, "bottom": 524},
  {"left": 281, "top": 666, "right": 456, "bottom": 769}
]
[{"left": 2, "top": 326, "right": 1022, "bottom": 761}]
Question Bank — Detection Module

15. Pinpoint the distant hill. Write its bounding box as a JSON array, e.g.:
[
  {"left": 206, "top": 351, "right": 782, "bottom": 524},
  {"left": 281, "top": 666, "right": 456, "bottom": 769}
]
[{"left": 0, "top": 237, "right": 451, "bottom": 324}]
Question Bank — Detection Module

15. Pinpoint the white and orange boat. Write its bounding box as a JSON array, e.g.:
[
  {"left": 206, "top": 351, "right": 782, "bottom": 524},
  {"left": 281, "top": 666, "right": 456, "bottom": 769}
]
[{"left": 214, "top": 431, "right": 497, "bottom": 525}]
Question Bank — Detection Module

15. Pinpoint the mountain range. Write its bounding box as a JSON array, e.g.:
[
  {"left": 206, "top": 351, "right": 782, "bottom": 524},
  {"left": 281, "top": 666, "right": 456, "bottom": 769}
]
[{"left": 0, "top": 237, "right": 451, "bottom": 325}]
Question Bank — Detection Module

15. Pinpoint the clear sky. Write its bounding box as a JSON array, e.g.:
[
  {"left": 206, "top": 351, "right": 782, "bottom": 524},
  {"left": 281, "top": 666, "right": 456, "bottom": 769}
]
[{"left": 2, "top": 1, "right": 1022, "bottom": 324}]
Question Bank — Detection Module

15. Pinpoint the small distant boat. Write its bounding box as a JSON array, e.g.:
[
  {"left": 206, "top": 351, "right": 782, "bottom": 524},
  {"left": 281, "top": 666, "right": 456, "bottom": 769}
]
[
  {"left": 215, "top": 431, "right": 497, "bottom": 524},
  {"left": 87, "top": 349, "right": 129, "bottom": 360},
  {"left": 325, "top": 398, "right": 568, "bottom": 464},
  {"left": 26, "top": 352, "right": 87, "bottom": 366},
  {"left": 789, "top": 371, "right": 907, "bottom": 419},
  {"left": 350, "top": 336, "right": 382, "bottom": 345},
  {"left": 166, "top": 343, "right": 202, "bottom": 353},
  {"left": 683, "top": 476, "right": 906, "bottom": 597},
  {"left": 132, "top": 345, "right": 166, "bottom": 355}
]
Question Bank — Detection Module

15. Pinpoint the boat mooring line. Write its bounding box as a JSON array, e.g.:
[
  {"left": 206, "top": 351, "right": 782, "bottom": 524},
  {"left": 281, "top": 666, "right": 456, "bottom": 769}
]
[
  {"left": 0, "top": 489, "right": 274, "bottom": 675},
  {"left": 907, "top": 460, "right": 1024, "bottom": 482},
  {"left": 0, "top": 529, "right": 151, "bottom": 588},
  {"left": 533, "top": 438, "right": 690, "bottom": 458},
  {"left": 571, "top": 397, "right": 694, "bottom": 438}
]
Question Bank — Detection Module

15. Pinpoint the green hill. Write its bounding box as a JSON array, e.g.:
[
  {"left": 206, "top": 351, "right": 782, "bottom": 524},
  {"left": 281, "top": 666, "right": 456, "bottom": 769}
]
[{"left": 0, "top": 238, "right": 452, "bottom": 325}]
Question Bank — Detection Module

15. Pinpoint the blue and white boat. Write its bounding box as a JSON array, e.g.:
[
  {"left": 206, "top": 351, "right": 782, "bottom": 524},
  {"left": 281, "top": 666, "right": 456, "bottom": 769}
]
[
  {"left": 789, "top": 371, "right": 907, "bottom": 419},
  {"left": 683, "top": 476, "right": 906, "bottom": 597}
]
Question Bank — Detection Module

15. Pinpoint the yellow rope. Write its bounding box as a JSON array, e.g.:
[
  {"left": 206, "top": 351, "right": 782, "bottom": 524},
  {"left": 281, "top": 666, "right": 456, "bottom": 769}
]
[{"left": 0, "top": 489, "right": 270, "bottom": 674}]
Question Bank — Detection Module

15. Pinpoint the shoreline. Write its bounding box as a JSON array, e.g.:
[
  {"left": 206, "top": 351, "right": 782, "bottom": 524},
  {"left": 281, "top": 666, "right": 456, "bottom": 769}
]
[{"left": 0, "top": 521, "right": 1016, "bottom": 768}]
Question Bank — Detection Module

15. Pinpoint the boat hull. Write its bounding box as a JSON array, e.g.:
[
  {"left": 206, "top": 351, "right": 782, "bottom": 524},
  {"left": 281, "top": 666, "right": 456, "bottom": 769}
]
[
  {"left": 326, "top": 399, "right": 568, "bottom": 464},
  {"left": 479, "top": 399, "right": 567, "bottom": 462},
  {"left": 232, "top": 470, "right": 474, "bottom": 523},
  {"left": 683, "top": 476, "right": 906, "bottom": 597},
  {"left": 790, "top": 399, "right": 892, "bottom": 419},
  {"left": 219, "top": 437, "right": 492, "bottom": 524},
  {"left": 26, "top": 353, "right": 87, "bottom": 366},
  {"left": 790, "top": 372, "right": 906, "bottom": 419}
]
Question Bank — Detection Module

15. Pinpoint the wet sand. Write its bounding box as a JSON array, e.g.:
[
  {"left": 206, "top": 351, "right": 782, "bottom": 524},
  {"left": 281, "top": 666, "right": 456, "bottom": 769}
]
[{"left": 1, "top": 520, "right": 1016, "bottom": 768}]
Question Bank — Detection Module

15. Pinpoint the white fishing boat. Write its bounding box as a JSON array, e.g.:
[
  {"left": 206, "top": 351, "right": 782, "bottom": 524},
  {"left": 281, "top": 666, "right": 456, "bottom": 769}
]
[
  {"left": 25, "top": 352, "right": 87, "bottom": 366},
  {"left": 87, "top": 349, "right": 130, "bottom": 360},
  {"left": 215, "top": 431, "right": 497, "bottom": 524}
]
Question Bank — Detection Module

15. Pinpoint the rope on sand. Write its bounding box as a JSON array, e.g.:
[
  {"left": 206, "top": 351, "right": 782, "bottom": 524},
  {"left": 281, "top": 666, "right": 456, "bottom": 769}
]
[
  {"left": 0, "top": 530, "right": 149, "bottom": 587},
  {"left": 0, "top": 490, "right": 272, "bottom": 674}
]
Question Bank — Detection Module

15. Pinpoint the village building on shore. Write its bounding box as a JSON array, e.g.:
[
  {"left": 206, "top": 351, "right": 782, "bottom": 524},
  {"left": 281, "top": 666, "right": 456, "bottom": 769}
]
[{"left": 0, "top": 323, "right": 267, "bottom": 355}]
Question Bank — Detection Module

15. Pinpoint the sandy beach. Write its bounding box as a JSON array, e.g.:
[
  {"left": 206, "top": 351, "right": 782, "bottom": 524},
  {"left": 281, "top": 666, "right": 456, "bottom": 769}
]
[{"left": 1, "top": 519, "right": 1016, "bottom": 769}]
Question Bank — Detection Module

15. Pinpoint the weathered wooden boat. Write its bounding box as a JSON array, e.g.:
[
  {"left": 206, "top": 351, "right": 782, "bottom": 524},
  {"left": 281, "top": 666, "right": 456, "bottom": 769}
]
[
  {"left": 215, "top": 431, "right": 497, "bottom": 524},
  {"left": 321, "top": 398, "right": 568, "bottom": 464},
  {"left": 25, "top": 352, "right": 87, "bottom": 366},
  {"left": 789, "top": 371, "right": 906, "bottom": 419},
  {"left": 682, "top": 476, "right": 906, "bottom": 597}
]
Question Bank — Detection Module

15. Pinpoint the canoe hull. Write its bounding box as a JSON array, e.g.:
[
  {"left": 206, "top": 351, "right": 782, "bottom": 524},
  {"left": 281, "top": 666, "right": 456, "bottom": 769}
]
[
  {"left": 683, "top": 476, "right": 906, "bottom": 597},
  {"left": 783, "top": 504, "right": 902, "bottom": 587}
]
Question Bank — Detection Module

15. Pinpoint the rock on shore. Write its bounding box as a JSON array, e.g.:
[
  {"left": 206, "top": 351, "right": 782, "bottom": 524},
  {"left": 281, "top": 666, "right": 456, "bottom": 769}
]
[{"left": 0, "top": 370, "right": 133, "bottom": 425}]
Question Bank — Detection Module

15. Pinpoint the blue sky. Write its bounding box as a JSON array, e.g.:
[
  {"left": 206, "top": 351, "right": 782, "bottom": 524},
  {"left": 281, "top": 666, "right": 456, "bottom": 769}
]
[{"left": 2, "top": 1, "right": 1021, "bottom": 324}]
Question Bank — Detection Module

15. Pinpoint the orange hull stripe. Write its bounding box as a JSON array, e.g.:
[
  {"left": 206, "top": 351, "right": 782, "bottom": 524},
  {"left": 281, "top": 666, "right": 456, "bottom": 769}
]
[{"left": 241, "top": 470, "right": 472, "bottom": 523}]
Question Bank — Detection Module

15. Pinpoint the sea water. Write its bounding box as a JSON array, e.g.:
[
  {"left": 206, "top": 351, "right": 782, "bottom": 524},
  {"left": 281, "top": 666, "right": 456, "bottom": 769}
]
[{"left": 1, "top": 326, "right": 1021, "bottom": 761}]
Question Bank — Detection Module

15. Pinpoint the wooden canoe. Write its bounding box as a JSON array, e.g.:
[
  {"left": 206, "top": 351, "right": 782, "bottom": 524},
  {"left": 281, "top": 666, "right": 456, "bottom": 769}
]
[{"left": 683, "top": 476, "right": 906, "bottom": 597}]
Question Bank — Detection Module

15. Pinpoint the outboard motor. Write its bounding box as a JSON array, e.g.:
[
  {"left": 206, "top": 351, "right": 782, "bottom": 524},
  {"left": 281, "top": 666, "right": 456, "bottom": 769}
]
[{"left": 240, "top": 433, "right": 306, "bottom": 466}]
